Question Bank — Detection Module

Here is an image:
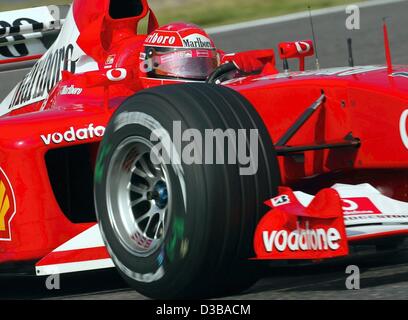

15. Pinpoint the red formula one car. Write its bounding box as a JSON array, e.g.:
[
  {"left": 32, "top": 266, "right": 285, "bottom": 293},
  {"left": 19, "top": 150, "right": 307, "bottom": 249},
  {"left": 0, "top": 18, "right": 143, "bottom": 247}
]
[{"left": 1, "top": 0, "right": 408, "bottom": 299}]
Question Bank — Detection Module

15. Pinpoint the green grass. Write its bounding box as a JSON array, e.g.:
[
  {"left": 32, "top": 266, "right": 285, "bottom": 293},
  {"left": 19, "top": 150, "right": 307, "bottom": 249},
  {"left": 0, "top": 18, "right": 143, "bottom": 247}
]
[{"left": 0, "top": 0, "right": 361, "bottom": 27}]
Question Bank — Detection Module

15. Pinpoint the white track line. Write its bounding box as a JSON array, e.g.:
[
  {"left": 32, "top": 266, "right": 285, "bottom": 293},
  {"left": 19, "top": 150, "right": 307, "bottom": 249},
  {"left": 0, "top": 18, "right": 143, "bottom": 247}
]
[{"left": 207, "top": 0, "right": 407, "bottom": 34}]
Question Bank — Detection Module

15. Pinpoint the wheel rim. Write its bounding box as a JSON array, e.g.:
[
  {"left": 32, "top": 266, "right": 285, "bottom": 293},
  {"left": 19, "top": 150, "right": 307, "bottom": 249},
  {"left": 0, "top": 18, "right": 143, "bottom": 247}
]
[{"left": 105, "top": 137, "right": 171, "bottom": 257}]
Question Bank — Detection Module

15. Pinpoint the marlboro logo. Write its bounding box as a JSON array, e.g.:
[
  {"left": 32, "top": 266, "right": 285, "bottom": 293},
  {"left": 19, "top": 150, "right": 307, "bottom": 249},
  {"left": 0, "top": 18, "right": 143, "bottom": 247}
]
[{"left": 182, "top": 34, "right": 213, "bottom": 49}]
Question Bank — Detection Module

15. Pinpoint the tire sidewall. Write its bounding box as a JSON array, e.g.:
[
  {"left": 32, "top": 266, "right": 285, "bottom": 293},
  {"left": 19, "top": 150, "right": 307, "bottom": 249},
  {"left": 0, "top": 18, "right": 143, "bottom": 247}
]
[
  {"left": 94, "top": 84, "right": 280, "bottom": 298},
  {"left": 95, "top": 103, "right": 209, "bottom": 294}
]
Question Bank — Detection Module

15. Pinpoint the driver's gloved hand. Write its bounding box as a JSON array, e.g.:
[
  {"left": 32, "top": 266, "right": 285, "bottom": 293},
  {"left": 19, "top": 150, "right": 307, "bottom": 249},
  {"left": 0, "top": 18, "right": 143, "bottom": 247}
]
[{"left": 221, "top": 52, "right": 265, "bottom": 73}]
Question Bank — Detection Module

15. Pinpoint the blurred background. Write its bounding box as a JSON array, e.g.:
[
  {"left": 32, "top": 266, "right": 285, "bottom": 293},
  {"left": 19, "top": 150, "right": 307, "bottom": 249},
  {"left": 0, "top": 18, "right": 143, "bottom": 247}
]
[
  {"left": 0, "top": 0, "right": 360, "bottom": 27},
  {"left": 0, "top": 0, "right": 405, "bottom": 71}
]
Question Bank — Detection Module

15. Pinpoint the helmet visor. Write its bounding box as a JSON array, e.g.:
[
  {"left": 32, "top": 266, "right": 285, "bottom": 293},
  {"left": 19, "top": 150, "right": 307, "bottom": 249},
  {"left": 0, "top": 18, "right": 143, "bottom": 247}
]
[{"left": 145, "top": 47, "right": 218, "bottom": 80}]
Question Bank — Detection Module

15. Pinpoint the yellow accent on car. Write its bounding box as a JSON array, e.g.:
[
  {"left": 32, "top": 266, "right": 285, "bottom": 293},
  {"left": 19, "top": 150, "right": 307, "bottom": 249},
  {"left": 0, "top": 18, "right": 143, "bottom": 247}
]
[{"left": 0, "top": 180, "right": 10, "bottom": 231}]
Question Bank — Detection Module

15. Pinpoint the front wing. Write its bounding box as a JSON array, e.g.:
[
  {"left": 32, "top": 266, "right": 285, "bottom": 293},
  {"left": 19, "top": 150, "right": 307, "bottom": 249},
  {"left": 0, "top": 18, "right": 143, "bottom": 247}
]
[{"left": 36, "top": 183, "right": 408, "bottom": 275}]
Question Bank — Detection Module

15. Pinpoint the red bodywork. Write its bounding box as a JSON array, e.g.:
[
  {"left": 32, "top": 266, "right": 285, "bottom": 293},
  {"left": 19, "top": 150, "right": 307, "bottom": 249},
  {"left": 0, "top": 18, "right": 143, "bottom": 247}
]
[{"left": 1, "top": 0, "right": 408, "bottom": 270}]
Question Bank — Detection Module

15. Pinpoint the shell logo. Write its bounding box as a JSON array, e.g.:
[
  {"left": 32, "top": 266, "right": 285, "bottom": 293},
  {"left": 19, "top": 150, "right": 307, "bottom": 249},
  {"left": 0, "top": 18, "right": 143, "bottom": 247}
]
[{"left": 0, "top": 168, "right": 16, "bottom": 241}]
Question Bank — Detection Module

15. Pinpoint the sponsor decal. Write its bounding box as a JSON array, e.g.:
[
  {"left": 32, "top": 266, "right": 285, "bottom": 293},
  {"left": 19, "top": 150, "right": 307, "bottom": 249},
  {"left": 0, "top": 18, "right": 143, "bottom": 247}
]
[
  {"left": 295, "top": 41, "right": 312, "bottom": 54},
  {"left": 0, "top": 167, "right": 16, "bottom": 241},
  {"left": 60, "top": 85, "right": 82, "bottom": 95},
  {"left": 131, "top": 230, "right": 153, "bottom": 250},
  {"left": 0, "top": 5, "right": 60, "bottom": 61},
  {"left": 0, "top": 7, "right": 61, "bottom": 60},
  {"left": 105, "top": 54, "right": 115, "bottom": 66},
  {"left": 271, "top": 194, "right": 290, "bottom": 207},
  {"left": 0, "top": 19, "right": 63, "bottom": 59},
  {"left": 254, "top": 188, "right": 348, "bottom": 260},
  {"left": 400, "top": 109, "right": 408, "bottom": 150},
  {"left": 0, "top": 18, "right": 44, "bottom": 59},
  {"left": 196, "top": 50, "right": 211, "bottom": 58},
  {"left": 8, "top": 44, "right": 77, "bottom": 110},
  {"left": 107, "top": 68, "right": 127, "bottom": 82},
  {"left": 342, "top": 197, "right": 381, "bottom": 215},
  {"left": 0, "top": 8, "right": 98, "bottom": 115},
  {"left": 145, "top": 32, "right": 177, "bottom": 46},
  {"left": 40, "top": 124, "right": 105, "bottom": 145},
  {"left": 182, "top": 34, "right": 213, "bottom": 49},
  {"left": 279, "top": 40, "right": 314, "bottom": 59},
  {"left": 262, "top": 223, "right": 341, "bottom": 253},
  {"left": 105, "top": 234, "right": 165, "bottom": 284}
]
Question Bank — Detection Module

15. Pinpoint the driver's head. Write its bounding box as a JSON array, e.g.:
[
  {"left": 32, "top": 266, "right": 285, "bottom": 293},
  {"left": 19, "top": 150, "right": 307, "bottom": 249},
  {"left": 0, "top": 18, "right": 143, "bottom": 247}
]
[{"left": 142, "top": 23, "right": 219, "bottom": 81}]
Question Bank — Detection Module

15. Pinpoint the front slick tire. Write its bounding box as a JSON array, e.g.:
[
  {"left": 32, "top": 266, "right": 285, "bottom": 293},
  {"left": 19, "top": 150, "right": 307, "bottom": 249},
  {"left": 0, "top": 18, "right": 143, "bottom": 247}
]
[{"left": 94, "top": 83, "right": 280, "bottom": 299}]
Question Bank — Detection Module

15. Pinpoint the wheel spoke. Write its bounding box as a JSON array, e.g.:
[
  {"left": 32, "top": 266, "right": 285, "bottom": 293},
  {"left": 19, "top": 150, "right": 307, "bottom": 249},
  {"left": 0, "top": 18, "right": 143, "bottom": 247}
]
[
  {"left": 136, "top": 211, "right": 152, "bottom": 224},
  {"left": 132, "top": 166, "right": 148, "bottom": 179},
  {"left": 129, "top": 184, "right": 148, "bottom": 194},
  {"left": 136, "top": 202, "right": 157, "bottom": 222},
  {"left": 139, "top": 156, "right": 157, "bottom": 179},
  {"left": 130, "top": 198, "right": 145, "bottom": 207},
  {"left": 106, "top": 136, "right": 171, "bottom": 256},
  {"left": 154, "top": 221, "right": 164, "bottom": 239},
  {"left": 143, "top": 214, "right": 154, "bottom": 235},
  {"left": 159, "top": 208, "right": 167, "bottom": 225}
]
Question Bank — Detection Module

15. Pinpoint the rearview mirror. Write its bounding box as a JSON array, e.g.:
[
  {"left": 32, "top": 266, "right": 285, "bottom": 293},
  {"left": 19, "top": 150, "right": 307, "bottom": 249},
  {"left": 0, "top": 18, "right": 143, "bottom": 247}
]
[{"left": 278, "top": 40, "right": 314, "bottom": 71}]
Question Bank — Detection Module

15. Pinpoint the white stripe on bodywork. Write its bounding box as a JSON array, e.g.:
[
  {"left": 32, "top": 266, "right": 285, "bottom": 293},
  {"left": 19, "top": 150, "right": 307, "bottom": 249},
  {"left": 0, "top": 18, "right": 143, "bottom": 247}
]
[
  {"left": 295, "top": 183, "right": 408, "bottom": 216},
  {"left": 347, "top": 225, "right": 408, "bottom": 238},
  {"left": 53, "top": 224, "right": 105, "bottom": 252},
  {"left": 294, "top": 183, "right": 408, "bottom": 232},
  {"left": 0, "top": 6, "right": 98, "bottom": 116},
  {"left": 36, "top": 259, "right": 114, "bottom": 276},
  {"left": 36, "top": 183, "right": 408, "bottom": 276}
]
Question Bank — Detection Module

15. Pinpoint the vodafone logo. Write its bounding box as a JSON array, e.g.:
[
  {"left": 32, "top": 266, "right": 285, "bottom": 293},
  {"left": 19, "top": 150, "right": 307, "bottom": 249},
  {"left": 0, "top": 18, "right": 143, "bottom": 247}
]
[
  {"left": 145, "top": 32, "right": 177, "bottom": 46},
  {"left": 295, "top": 41, "right": 312, "bottom": 54},
  {"left": 341, "top": 197, "right": 381, "bottom": 215},
  {"left": 107, "top": 68, "right": 127, "bottom": 82},
  {"left": 262, "top": 226, "right": 341, "bottom": 252},
  {"left": 40, "top": 124, "right": 106, "bottom": 145},
  {"left": 342, "top": 199, "right": 359, "bottom": 211},
  {"left": 255, "top": 188, "right": 349, "bottom": 260},
  {"left": 400, "top": 110, "right": 408, "bottom": 150}
]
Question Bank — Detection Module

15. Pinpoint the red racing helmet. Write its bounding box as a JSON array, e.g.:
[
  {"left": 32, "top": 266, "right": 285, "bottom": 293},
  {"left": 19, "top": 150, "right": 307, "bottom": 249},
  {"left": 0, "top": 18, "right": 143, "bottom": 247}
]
[{"left": 141, "top": 23, "right": 219, "bottom": 81}]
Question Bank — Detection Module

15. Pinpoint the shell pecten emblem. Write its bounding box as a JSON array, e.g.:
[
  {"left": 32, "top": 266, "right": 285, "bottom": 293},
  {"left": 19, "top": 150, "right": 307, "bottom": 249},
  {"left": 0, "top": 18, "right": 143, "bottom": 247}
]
[
  {"left": 0, "top": 180, "right": 10, "bottom": 231},
  {"left": 0, "top": 168, "right": 15, "bottom": 241}
]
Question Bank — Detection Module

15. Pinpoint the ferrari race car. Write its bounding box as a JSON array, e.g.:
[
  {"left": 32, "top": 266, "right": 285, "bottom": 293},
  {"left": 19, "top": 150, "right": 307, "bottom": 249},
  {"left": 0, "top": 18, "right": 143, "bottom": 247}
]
[{"left": 1, "top": 0, "right": 408, "bottom": 299}]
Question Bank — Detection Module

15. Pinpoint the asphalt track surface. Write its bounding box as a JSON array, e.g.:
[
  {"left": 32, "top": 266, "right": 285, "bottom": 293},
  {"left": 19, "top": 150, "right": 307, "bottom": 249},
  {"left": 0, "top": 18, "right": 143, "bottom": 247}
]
[{"left": 2, "top": 0, "right": 408, "bottom": 300}]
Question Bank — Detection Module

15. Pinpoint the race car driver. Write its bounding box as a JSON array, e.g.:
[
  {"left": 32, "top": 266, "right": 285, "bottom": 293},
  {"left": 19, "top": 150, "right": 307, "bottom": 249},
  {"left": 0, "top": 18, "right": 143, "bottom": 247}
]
[{"left": 140, "top": 22, "right": 277, "bottom": 86}]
